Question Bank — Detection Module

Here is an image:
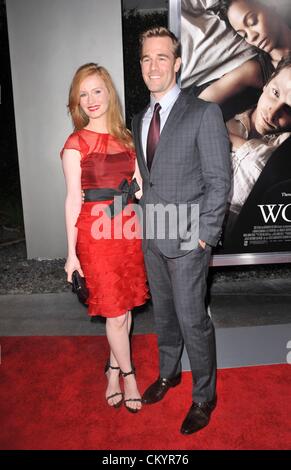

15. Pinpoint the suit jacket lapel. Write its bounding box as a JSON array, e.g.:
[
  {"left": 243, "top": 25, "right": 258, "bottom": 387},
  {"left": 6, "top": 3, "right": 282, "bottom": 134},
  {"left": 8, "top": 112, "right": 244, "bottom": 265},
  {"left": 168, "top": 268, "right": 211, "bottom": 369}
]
[{"left": 134, "top": 105, "right": 150, "bottom": 177}]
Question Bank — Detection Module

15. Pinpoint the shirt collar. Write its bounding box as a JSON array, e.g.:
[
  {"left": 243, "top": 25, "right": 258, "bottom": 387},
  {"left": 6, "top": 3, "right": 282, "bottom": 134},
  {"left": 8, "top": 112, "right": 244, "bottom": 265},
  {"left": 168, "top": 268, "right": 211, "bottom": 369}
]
[
  {"left": 234, "top": 109, "right": 253, "bottom": 138},
  {"left": 150, "top": 84, "right": 181, "bottom": 113}
]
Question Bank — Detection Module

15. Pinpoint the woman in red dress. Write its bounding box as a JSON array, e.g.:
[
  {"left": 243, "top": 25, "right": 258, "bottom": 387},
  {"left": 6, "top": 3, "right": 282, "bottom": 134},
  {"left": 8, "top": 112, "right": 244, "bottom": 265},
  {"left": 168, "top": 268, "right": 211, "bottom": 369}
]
[{"left": 61, "top": 63, "right": 149, "bottom": 413}]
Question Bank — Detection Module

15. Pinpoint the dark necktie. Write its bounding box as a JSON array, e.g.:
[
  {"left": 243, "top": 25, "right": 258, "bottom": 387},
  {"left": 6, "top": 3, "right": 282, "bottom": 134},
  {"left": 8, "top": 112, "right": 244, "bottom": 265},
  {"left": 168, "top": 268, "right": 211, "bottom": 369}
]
[{"left": 146, "top": 103, "right": 161, "bottom": 171}]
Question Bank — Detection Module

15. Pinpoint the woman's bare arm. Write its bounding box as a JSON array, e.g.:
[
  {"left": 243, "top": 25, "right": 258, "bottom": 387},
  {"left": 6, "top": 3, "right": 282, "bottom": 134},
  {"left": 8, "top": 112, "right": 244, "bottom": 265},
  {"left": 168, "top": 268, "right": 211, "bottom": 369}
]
[
  {"left": 199, "top": 59, "right": 263, "bottom": 104},
  {"left": 62, "top": 148, "right": 84, "bottom": 281}
]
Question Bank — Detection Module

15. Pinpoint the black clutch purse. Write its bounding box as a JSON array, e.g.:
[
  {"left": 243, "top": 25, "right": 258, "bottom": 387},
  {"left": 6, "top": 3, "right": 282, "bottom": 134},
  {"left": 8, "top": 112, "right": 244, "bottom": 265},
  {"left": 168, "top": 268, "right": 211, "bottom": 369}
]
[{"left": 71, "top": 270, "right": 89, "bottom": 305}]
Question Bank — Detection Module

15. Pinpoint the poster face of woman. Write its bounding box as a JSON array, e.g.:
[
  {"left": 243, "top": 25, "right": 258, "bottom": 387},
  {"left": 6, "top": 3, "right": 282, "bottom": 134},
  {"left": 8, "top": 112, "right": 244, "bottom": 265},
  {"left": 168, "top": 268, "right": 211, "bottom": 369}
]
[{"left": 178, "top": 0, "right": 291, "bottom": 258}]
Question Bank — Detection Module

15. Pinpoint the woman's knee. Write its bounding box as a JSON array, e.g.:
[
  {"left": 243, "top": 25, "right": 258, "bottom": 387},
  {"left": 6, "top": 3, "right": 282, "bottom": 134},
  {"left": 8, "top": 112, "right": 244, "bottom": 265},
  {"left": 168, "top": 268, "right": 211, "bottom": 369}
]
[{"left": 107, "top": 312, "right": 128, "bottom": 329}]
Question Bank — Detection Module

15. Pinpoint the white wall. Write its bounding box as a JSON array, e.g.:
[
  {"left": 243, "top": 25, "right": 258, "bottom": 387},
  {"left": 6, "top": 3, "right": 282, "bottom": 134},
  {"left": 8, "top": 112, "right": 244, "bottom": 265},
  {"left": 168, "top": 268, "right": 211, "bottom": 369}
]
[{"left": 6, "top": 0, "right": 125, "bottom": 258}]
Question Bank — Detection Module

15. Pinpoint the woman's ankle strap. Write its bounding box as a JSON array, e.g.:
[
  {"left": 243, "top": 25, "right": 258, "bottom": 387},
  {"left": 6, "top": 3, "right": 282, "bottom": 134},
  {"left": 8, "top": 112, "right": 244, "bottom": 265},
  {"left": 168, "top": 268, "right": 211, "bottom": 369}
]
[{"left": 121, "top": 369, "right": 135, "bottom": 377}]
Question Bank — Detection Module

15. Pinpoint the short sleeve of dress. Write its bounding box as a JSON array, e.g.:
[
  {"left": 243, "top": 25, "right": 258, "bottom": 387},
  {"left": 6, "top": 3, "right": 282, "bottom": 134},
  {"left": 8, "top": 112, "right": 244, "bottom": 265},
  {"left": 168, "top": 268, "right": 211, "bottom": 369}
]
[{"left": 60, "top": 132, "right": 88, "bottom": 159}]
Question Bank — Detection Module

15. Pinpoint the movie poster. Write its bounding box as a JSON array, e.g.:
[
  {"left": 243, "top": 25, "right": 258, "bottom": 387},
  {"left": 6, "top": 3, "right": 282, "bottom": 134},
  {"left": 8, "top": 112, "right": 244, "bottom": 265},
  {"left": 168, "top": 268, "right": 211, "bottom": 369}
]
[{"left": 175, "top": 0, "right": 291, "bottom": 259}]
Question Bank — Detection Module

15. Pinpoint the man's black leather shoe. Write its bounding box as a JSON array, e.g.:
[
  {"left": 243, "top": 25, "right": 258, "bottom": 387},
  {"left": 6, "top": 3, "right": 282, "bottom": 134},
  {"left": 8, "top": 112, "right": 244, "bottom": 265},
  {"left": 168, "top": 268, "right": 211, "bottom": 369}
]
[
  {"left": 180, "top": 397, "right": 217, "bottom": 435},
  {"left": 142, "top": 375, "right": 181, "bottom": 404}
]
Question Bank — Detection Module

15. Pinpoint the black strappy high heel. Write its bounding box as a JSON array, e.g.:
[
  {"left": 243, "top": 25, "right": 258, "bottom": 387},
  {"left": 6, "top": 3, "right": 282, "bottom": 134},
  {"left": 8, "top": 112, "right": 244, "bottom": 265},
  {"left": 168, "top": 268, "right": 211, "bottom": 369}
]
[
  {"left": 104, "top": 360, "right": 123, "bottom": 409},
  {"left": 121, "top": 368, "right": 142, "bottom": 414}
]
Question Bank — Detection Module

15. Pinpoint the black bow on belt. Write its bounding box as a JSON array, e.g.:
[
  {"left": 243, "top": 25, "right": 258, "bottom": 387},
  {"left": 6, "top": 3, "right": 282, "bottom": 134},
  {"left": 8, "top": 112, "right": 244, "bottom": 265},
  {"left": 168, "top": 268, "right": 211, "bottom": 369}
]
[{"left": 83, "top": 178, "right": 140, "bottom": 218}]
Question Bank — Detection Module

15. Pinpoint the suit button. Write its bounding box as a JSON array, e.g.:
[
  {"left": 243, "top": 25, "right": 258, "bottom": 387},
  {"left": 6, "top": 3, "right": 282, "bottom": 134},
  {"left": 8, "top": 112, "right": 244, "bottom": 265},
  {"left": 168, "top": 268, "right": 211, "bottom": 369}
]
[{"left": 149, "top": 182, "right": 154, "bottom": 187}]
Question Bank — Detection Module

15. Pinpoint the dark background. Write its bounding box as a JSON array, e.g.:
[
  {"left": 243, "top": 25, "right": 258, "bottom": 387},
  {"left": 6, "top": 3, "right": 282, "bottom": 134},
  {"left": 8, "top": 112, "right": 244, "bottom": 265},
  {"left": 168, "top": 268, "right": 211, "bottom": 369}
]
[
  {"left": 0, "top": 0, "right": 23, "bottom": 237},
  {"left": 122, "top": 7, "right": 167, "bottom": 126}
]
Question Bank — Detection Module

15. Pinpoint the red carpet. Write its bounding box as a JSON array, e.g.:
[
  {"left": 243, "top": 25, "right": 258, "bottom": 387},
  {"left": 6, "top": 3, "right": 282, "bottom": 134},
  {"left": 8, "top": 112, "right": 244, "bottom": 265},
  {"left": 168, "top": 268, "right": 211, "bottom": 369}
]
[{"left": 0, "top": 335, "right": 290, "bottom": 450}]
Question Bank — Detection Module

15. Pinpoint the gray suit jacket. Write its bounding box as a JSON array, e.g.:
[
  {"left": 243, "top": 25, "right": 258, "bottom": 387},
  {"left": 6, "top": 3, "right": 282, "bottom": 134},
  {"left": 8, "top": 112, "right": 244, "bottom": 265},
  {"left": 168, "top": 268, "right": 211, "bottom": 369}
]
[{"left": 132, "top": 89, "right": 231, "bottom": 257}]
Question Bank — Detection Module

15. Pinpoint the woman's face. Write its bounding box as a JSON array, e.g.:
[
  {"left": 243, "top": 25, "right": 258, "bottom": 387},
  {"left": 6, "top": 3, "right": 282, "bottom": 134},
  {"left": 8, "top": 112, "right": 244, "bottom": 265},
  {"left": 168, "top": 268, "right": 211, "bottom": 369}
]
[
  {"left": 79, "top": 74, "right": 110, "bottom": 122},
  {"left": 227, "top": 0, "right": 281, "bottom": 54}
]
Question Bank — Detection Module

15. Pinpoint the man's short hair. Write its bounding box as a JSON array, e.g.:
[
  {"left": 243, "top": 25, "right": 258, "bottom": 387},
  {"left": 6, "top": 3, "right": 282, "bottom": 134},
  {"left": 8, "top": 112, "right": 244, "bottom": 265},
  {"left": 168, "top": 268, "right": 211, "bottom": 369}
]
[
  {"left": 139, "top": 26, "right": 181, "bottom": 59},
  {"left": 268, "top": 52, "right": 291, "bottom": 84}
]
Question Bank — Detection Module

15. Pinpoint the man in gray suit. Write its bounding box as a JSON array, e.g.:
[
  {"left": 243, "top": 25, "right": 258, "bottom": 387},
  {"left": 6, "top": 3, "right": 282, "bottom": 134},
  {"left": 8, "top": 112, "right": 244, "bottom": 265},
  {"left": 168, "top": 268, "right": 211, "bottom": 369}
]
[{"left": 132, "top": 27, "right": 231, "bottom": 434}]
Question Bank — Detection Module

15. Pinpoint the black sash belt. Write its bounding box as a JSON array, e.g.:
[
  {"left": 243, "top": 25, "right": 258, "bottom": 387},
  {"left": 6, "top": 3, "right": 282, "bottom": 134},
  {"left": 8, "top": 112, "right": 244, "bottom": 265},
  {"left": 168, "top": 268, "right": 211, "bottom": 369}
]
[{"left": 83, "top": 178, "right": 140, "bottom": 218}]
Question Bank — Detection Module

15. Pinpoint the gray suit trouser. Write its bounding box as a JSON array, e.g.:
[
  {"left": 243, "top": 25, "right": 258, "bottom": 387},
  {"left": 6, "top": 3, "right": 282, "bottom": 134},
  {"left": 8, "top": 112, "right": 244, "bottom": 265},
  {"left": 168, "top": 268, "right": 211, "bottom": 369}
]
[{"left": 144, "top": 240, "right": 216, "bottom": 403}]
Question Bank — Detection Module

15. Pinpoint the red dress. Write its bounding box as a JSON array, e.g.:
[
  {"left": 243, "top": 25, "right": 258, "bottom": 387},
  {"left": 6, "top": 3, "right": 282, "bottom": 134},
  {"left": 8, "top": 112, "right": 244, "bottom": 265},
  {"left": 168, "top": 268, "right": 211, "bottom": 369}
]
[{"left": 61, "top": 129, "right": 149, "bottom": 317}]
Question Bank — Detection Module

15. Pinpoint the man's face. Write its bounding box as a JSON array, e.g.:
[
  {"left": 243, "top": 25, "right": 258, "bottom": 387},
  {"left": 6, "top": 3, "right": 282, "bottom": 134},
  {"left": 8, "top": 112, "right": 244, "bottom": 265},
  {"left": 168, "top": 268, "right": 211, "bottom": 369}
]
[
  {"left": 254, "top": 67, "right": 291, "bottom": 135},
  {"left": 140, "top": 36, "right": 181, "bottom": 100}
]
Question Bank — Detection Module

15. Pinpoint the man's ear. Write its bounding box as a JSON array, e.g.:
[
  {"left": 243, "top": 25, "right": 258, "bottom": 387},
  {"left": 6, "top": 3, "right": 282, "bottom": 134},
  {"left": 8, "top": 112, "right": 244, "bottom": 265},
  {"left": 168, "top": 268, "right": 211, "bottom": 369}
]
[{"left": 174, "top": 57, "right": 182, "bottom": 74}]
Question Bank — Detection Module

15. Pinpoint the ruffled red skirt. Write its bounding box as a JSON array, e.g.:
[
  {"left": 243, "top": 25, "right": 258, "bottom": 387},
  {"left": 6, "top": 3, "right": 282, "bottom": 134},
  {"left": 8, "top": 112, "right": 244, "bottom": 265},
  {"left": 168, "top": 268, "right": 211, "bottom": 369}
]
[{"left": 76, "top": 201, "right": 149, "bottom": 317}]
